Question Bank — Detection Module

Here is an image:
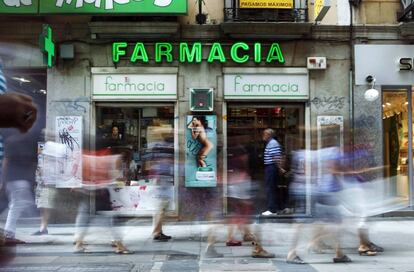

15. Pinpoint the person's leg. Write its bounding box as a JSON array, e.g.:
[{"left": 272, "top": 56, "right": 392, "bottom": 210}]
[
  {"left": 152, "top": 199, "right": 171, "bottom": 240},
  {"left": 4, "top": 180, "right": 34, "bottom": 239},
  {"left": 204, "top": 225, "right": 223, "bottom": 258},
  {"left": 250, "top": 223, "right": 275, "bottom": 258},
  {"left": 109, "top": 215, "right": 132, "bottom": 254},
  {"left": 264, "top": 166, "right": 277, "bottom": 213},
  {"left": 40, "top": 209, "right": 50, "bottom": 232},
  {"left": 287, "top": 224, "right": 305, "bottom": 262},
  {"left": 74, "top": 195, "right": 90, "bottom": 252}
]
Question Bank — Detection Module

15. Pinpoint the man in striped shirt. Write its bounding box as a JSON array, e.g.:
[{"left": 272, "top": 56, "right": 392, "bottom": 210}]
[{"left": 262, "top": 128, "right": 285, "bottom": 216}]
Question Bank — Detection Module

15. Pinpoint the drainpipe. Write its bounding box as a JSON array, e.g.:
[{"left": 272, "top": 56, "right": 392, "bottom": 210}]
[{"left": 349, "top": 1, "right": 355, "bottom": 169}]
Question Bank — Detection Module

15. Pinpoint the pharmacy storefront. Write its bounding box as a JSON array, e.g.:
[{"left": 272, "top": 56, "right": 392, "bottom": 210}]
[
  {"left": 90, "top": 67, "right": 179, "bottom": 216},
  {"left": 223, "top": 68, "right": 310, "bottom": 215}
]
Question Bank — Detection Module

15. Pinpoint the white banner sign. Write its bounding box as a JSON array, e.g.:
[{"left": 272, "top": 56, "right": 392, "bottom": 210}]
[
  {"left": 355, "top": 45, "right": 414, "bottom": 85},
  {"left": 92, "top": 74, "right": 177, "bottom": 100},
  {"left": 224, "top": 73, "right": 309, "bottom": 100}
]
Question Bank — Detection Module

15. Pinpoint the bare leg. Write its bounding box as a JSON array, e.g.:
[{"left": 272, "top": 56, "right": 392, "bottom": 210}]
[
  {"left": 40, "top": 209, "right": 50, "bottom": 232},
  {"left": 227, "top": 225, "right": 235, "bottom": 242}
]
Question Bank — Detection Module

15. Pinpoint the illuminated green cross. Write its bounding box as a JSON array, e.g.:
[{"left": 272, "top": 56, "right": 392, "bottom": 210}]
[{"left": 39, "top": 25, "right": 55, "bottom": 68}]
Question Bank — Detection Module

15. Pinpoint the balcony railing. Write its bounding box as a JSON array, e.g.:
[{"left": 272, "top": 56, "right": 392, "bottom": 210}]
[{"left": 224, "top": 7, "right": 308, "bottom": 23}]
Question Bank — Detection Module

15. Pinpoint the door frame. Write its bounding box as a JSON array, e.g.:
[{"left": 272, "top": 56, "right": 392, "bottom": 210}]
[{"left": 222, "top": 101, "right": 311, "bottom": 216}]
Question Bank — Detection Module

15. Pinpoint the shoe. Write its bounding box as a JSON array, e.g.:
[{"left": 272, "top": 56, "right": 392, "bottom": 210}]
[
  {"left": 333, "top": 255, "right": 352, "bottom": 263},
  {"left": 261, "top": 211, "right": 274, "bottom": 216},
  {"left": 369, "top": 242, "right": 384, "bottom": 252},
  {"left": 226, "top": 240, "right": 242, "bottom": 246},
  {"left": 252, "top": 248, "right": 275, "bottom": 258},
  {"left": 32, "top": 229, "right": 48, "bottom": 236},
  {"left": 204, "top": 245, "right": 223, "bottom": 258},
  {"left": 4, "top": 237, "right": 26, "bottom": 245},
  {"left": 153, "top": 233, "right": 171, "bottom": 242}
]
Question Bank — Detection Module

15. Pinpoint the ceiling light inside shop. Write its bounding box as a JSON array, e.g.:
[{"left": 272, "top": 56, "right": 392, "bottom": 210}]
[
  {"left": 382, "top": 105, "right": 385, "bottom": 107},
  {"left": 386, "top": 103, "right": 391, "bottom": 106},
  {"left": 40, "top": 89, "right": 47, "bottom": 94},
  {"left": 405, "top": 102, "right": 409, "bottom": 105},
  {"left": 11, "top": 76, "right": 31, "bottom": 83}
]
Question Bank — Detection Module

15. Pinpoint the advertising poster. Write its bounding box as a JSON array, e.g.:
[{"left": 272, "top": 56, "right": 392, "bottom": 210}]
[
  {"left": 185, "top": 115, "right": 217, "bottom": 187},
  {"left": 54, "top": 116, "right": 83, "bottom": 188}
]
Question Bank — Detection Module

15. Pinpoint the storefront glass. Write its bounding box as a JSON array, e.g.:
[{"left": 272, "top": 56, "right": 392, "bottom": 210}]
[
  {"left": 226, "top": 104, "right": 305, "bottom": 215},
  {"left": 382, "top": 88, "right": 410, "bottom": 203},
  {"left": 95, "top": 104, "right": 176, "bottom": 213}
]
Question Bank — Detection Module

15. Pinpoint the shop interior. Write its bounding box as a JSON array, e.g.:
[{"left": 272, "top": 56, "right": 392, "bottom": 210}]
[
  {"left": 95, "top": 105, "right": 175, "bottom": 212},
  {"left": 382, "top": 90, "right": 411, "bottom": 201},
  {"left": 226, "top": 104, "right": 305, "bottom": 215}
]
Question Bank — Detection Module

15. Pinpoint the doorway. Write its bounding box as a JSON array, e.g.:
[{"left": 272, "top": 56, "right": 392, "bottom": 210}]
[
  {"left": 382, "top": 86, "right": 413, "bottom": 206},
  {"left": 225, "top": 103, "right": 306, "bottom": 215}
]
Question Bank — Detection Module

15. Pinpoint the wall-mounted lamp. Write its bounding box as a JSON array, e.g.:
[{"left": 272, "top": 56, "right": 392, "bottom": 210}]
[{"left": 364, "top": 75, "right": 379, "bottom": 102}]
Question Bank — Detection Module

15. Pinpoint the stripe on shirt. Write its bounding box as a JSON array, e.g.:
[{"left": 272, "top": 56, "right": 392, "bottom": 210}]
[
  {"left": 0, "top": 68, "right": 6, "bottom": 179},
  {"left": 264, "top": 138, "right": 282, "bottom": 165}
]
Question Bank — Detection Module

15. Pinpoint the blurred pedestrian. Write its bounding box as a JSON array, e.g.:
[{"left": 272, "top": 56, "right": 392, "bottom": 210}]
[
  {"left": 287, "top": 145, "right": 351, "bottom": 264},
  {"left": 73, "top": 149, "right": 132, "bottom": 254},
  {"left": 226, "top": 143, "right": 275, "bottom": 258}
]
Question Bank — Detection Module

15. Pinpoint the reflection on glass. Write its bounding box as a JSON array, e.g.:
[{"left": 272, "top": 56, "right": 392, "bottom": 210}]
[{"left": 382, "top": 91, "right": 409, "bottom": 201}]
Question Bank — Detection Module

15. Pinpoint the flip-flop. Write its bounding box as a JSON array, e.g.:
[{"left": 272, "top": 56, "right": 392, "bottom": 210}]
[
  {"left": 287, "top": 256, "right": 306, "bottom": 264},
  {"left": 226, "top": 240, "right": 242, "bottom": 246},
  {"left": 359, "top": 249, "right": 377, "bottom": 256},
  {"left": 115, "top": 249, "right": 134, "bottom": 254}
]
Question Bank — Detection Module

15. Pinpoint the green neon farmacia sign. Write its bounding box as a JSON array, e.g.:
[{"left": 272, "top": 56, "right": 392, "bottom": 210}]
[{"left": 112, "top": 42, "right": 285, "bottom": 64}]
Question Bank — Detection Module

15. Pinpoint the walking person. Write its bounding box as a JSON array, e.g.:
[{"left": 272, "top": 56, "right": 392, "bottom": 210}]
[
  {"left": 1, "top": 107, "right": 40, "bottom": 245},
  {"left": 261, "top": 128, "right": 285, "bottom": 216}
]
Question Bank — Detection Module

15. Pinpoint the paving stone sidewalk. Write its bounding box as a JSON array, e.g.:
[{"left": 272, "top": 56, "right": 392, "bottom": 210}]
[{"left": 0, "top": 220, "right": 413, "bottom": 271}]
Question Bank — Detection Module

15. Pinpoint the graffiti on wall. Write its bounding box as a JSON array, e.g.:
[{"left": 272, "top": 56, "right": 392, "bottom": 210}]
[
  {"left": 49, "top": 97, "right": 90, "bottom": 115},
  {"left": 311, "top": 96, "right": 346, "bottom": 113}
]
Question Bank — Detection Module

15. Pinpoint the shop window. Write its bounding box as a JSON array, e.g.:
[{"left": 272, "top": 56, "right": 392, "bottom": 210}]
[{"left": 96, "top": 105, "right": 175, "bottom": 213}]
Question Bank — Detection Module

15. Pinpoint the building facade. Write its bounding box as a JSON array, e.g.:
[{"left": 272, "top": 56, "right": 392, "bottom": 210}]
[{"left": 1, "top": 0, "right": 412, "bottom": 220}]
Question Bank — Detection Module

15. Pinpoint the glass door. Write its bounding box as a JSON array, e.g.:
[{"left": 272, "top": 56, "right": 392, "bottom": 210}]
[{"left": 226, "top": 103, "right": 305, "bottom": 215}]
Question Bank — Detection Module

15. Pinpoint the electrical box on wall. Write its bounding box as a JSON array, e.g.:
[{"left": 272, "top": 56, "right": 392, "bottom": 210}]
[
  {"left": 190, "top": 88, "right": 214, "bottom": 112},
  {"left": 307, "top": 57, "right": 327, "bottom": 70}
]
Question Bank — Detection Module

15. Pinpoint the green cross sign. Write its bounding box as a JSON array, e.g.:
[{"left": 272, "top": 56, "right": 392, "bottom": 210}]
[{"left": 39, "top": 24, "right": 55, "bottom": 68}]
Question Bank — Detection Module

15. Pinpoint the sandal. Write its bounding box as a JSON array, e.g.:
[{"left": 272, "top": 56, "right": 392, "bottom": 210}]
[
  {"left": 226, "top": 240, "right": 242, "bottom": 246},
  {"left": 333, "top": 255, "right": 352, "bottom": 263},
  {"left": 286, "top": 256, "right": 306, "bottom": 264},
  {"left": 359, "top": 248, "right": 377, "bottom": 256},
  {"left": 115, "top": 249, "right": 133, "bottom": 254}
]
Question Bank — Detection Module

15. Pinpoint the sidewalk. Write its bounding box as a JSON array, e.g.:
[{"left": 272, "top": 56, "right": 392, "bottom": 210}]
[{"left": 1, "top": 219, "right": 414, "bottom": 272}]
